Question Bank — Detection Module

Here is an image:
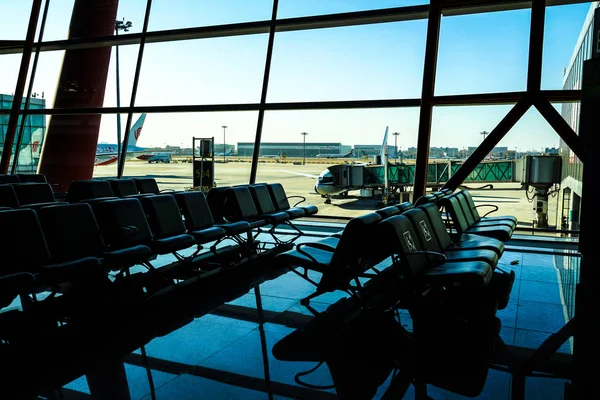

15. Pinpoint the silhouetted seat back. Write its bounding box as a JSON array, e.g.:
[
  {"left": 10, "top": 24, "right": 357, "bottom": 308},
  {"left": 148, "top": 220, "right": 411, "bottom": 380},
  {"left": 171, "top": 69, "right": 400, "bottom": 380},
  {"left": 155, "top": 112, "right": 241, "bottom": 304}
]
[
  {"left": 0, "top": 209, "right": 52, "bottom": 275},
  {"left": 0, "top": 175, "right": 20, "bottom": 184},
  {"left": 0, "top": 184, "right": 20, "bottom": 208},
  {"left": 175, "top": 191, "right": 215, "bottom": 231},
  {"left": 140, "top": 194, "right": 195, "bottom": 254},
  {"left": 13, "top": 183, "right": 55, "bottom": 206},
  {"left": 94, "top": 198, "right": 154, "bottom": 251},
  {"left": 134, "top": 178, "right": 160, "bottom": 194},
  {"left": 66, "top": 179, "right": 114, "bottom": 203},
  {"left": 17, "top": 174, "right": 47, "bottom": 183},
  {"left": 266, "top": 183, "right": 318, "bottom": 217},
  {"left": 37, "top": 203, "right": 106, "bottom": 263},
  {"left": 109, "top": 179, "right": 147, "bottom": 197}
]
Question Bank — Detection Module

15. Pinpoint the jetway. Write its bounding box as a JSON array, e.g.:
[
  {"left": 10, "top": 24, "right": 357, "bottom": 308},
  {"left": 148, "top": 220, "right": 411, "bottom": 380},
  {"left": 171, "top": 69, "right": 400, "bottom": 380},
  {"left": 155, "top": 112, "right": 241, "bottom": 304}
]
[{"left": 325, "top": 155, "right": 562, "bottom": 227}]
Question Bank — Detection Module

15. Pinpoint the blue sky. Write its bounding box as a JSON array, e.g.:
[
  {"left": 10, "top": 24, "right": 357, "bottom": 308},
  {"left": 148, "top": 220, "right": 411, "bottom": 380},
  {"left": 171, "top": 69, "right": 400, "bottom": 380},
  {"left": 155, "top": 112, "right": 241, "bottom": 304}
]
[{"left": 0, "top": 0, "right": 593, "bottom": 152}]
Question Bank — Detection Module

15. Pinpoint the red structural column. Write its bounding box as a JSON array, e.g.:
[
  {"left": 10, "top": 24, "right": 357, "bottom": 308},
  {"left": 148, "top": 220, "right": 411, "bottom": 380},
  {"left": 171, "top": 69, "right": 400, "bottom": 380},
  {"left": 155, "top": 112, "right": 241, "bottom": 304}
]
[{"left": 38, "top": 0, "right": 119, "bottom": 192}]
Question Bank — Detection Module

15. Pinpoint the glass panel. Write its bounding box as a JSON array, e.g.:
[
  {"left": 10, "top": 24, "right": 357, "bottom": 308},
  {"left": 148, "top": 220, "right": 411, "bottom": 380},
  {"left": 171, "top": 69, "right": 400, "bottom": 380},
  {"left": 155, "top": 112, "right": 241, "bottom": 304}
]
[
  {"left": 104, "top": 43, "right": 140, "bottom": 108},
  {"left": 38, "top": 0, "right": 75, "bottom": 41},
  {"left": 148, "top": 0, "right": 273, "bottom": 31},
  {"left": 27, "top": 50, "right": 64, "bottom": 109},
  {"left": 432, "top": 105, "right": 563, "bottom": 233},
  {"left": 0, "top": 55, "right": 25, "bottom": 97},
  {"left": 0, "top": 0, "right": 33, "bottom": 40},
  {"left": 436, "top": 9, "right": 530, "bottom": 95},
  {"left": 42, "top": 0, "right": 146, "bottom": 41},
  {"left": 277, "top": 0, "right": 429, "bottom": 19},
  {"left": 136, "top": 35, "right": 268, "bottom": 106},
  {"left": 257, "top": 108, "right": 420, "bottom": 218},
  {"left": 268, "top": 21, "right": 426, "bottom": 102},
  {"left": 95, "top": 111, "right": 257, "bottom": 190}
]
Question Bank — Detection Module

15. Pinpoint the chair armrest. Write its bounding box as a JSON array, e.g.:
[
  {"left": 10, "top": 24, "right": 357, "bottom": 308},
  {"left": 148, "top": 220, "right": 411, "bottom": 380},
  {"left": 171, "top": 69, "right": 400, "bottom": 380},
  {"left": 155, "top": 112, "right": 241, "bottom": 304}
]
[
  {"left": 296, "top": 242, "right": 334, "bottom": 264},
  {"left": 43, "top": 257, "right": 103, "bottom": 283},
  {"left": 475, "top": 203, "right": 499, "bottom": 218},
  {"left": 287, "top": 195, "right": 306, "bottom": 207},
  {"left": 406, "top": 250, "right": 447, "bottom": 266}
]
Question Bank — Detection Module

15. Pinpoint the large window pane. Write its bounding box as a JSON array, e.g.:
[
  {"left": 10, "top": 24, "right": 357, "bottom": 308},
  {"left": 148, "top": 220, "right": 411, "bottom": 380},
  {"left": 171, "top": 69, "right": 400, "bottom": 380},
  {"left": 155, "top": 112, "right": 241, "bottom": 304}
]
[
  {"left": 436, "top": 9, "right": 530, "bottom": 95},
  {"left": 148, "top": 0, "right": 273, "bottom": 31},
  {"left": 29, "top": 50, "right": 64, "bottom": 109},
  {"left": 268, "top": 22, "right": 426, "bottom": 102},
  {"left": 277, "top": 0, "right": 429, "bottom": 19},
  {"left": 256, "top": 108, "right": 420, "bottom": 218},
  {"left": 136, "top": 35, "right": 268, "bottom": 106},
  {"left": 95, "top": 111, "right": 257, "bottom": 189},
  {"left": 0, "top": 1, "right": 33, "bottom": 40}
]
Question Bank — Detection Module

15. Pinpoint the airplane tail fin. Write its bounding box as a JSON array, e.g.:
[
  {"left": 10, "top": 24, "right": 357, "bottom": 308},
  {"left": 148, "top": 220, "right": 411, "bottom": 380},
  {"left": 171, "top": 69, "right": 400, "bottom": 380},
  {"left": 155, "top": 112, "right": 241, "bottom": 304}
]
[
  {"left": 380, "top": 126, "right": 389, "bottom": 159},
  {"left": 31, "top": 128, "right": 43, "bottom": 158},
  {"left": 128, "top": 113, "right": 147, "bottom": 147}
]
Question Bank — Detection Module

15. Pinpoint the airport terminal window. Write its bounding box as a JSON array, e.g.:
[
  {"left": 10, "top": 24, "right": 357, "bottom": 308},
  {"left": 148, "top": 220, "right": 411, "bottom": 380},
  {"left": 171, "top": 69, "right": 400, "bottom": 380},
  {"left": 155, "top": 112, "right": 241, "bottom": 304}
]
[
  {"left": 435, "top": 9, "right": 531, "bottom": 96},
  {"left": 147, "top": 0, "right": 273, "bottom": 32},
  {"left": 0, "top": 0, "right": 588, "bottom": 230},
  {"left": 136, "top": 36, "right": 269, "bottom": 106},
  {"left": 276, "top": 0, "right": 430, "bottom": 19},
  {"left": 103, "top": 44, "right": 141, "bottom": 109},
  {"left": 267, "top": 21, "right": 426, "bottom": 102}
]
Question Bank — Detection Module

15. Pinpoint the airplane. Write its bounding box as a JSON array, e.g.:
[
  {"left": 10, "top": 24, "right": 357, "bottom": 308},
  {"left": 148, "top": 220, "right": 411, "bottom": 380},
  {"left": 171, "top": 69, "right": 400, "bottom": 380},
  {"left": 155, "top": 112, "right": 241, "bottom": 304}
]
[
  {"left": 95, "top": 113, "right": 147, "bottom": 166},
  {"left": 315, "top": 148, "right": 354, "bottom": 158},
  {"left": 215, "top": 149, "right": 233, "bottom": 157},
  {"left": 138, "top": 151, "right": 173, "bottom": 163},
  {"left": 281, "top": 127, "right": 389, "bottom": 204}
]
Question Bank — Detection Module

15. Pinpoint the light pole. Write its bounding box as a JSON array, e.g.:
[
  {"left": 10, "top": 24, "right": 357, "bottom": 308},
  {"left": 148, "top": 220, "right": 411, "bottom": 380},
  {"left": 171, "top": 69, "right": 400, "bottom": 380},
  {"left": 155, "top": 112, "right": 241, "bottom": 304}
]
[
  {"left": 301, "top": 132, "right": 308, "bottom": 165},
  {"left": 392, "top": 132, "right": 400, "bottom": 163},
  {"left": 115, "top": 18, "right": 132, "bottom": 168},
  {"left": 221, "top": 125, "right": 227, "bottom": 163}
]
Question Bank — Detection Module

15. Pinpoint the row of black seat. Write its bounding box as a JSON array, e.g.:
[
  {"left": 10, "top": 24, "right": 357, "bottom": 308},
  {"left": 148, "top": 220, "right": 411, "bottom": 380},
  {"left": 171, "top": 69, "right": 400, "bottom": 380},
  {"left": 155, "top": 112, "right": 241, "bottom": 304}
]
[
  {"left": 0, "top": 182, "right": 317, "bottom": 396},
  {"left": 0, "top": 173, "right": 47, "bottom": 185},
  {"left": 418, "top": 188, "right": 518, "bottom": 242},
  {"left": 66, "top": 177, "right": 167, "bottom": 203},
  {"left": 0, "top": 177, "right": 162, "bottom": 210},
  {"left": 271, "top": 190, "right": 517, "bottom": 398}
]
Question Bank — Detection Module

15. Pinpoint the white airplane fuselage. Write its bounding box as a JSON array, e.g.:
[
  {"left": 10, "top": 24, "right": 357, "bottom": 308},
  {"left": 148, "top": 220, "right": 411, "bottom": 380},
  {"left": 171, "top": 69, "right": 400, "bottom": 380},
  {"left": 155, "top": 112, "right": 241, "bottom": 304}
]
[{"left": 314, "top": 169, "right": 347, "bottom": 196}]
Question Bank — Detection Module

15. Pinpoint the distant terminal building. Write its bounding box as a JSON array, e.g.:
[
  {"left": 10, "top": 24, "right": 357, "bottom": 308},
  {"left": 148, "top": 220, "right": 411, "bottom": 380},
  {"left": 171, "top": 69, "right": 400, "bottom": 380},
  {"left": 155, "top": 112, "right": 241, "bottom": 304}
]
[
  {"left": 354, "top": 144, "right": 398, "bottom": 158},
  {"left": 237, "top": 142, "right": 346, "bottom": 158},
  {"left": 466, "top": 146, "right": 509, "bottom": 159},
  {"left": 404, "top": 147, "right": 460, "bottom": 159},
  {"left": 0, "top": 93, "right": 46, "bottom": 173}
]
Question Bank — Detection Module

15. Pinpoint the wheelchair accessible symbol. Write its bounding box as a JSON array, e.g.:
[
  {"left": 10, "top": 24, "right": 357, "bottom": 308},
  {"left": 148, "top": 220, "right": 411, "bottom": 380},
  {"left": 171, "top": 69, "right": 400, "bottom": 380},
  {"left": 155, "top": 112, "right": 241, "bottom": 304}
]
[
  {"left": 420, "top": 220, "right": 432, "bottom": 241},
  {"left": 403, "top": 231, "right": 417, "bottom": 252}
]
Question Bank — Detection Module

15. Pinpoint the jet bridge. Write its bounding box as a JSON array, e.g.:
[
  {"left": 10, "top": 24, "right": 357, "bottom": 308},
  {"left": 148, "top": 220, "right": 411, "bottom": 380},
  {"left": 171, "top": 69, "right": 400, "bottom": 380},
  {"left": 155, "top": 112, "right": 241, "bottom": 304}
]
[{"left": 327, "top": 155, "right": 562, "bottom": 227}]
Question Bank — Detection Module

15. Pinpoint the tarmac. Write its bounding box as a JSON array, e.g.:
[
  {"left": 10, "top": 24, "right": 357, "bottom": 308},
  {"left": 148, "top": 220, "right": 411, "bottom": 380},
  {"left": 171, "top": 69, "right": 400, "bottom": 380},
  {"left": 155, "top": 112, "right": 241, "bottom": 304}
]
[{"left": 93, "top": 158, "right": 560, "bottom": 229}]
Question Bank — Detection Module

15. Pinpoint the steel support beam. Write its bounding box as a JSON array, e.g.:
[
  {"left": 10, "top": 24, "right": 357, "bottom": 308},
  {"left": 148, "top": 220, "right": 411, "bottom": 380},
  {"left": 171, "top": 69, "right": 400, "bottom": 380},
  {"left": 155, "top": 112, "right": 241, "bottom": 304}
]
[
  {"left": 527, "top": 0, "right": 546, "bottom": 95},
  {"left": 413, "top": 1, "right": 442, "bottom": 200},
  {"left": 0, "top": 0, "right": 42, "bottom": 174},
  {"left": 250, "top": 0, "right": 279, "bottom": 185},
  {"left": 118, "top": 0, "right": 153, "bottom": 179},
  {"left": 535, "top": 99, "right": 583, "bottom": 161},
  {"left": 442, "top": 98, "right": 531, "bottom": 191},
  {"left": 11, "top": 0, "right": 50, "bottom": 174}
]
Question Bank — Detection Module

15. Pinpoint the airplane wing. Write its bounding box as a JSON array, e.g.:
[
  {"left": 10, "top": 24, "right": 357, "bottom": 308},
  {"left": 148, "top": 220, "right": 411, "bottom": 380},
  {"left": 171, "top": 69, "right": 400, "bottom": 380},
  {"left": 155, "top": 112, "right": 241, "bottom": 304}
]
[{"left": 279, "top": 170, "right": 320, "bottom": 179}]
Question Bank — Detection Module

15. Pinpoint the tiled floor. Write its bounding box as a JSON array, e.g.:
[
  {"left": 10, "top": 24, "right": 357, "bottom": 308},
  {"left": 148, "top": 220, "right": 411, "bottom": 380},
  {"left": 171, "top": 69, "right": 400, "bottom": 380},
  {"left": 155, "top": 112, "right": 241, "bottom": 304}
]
[{"left": 61, "top": 227, "right": 577, "bottom": 399}]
